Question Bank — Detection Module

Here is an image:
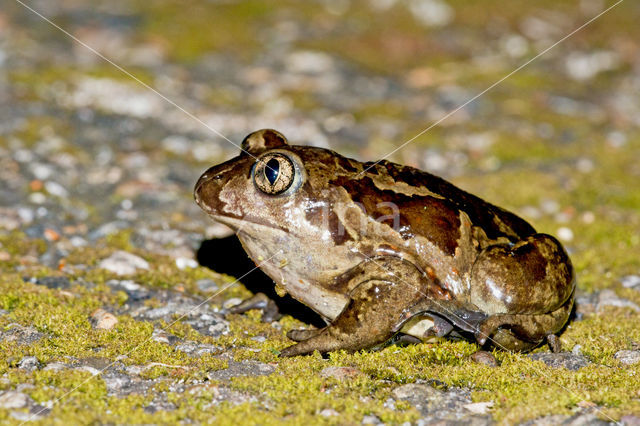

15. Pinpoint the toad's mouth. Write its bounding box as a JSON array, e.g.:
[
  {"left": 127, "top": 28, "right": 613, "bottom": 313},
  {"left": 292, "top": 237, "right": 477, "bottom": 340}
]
[{"left": 207, "top": 213, "right": 289, "bottom": 235}]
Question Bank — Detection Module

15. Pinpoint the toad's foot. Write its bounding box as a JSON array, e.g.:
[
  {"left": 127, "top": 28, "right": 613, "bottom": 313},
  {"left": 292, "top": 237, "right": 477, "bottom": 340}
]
[{"left": 228, "top": 292, "right": 281, "bottom": 323}]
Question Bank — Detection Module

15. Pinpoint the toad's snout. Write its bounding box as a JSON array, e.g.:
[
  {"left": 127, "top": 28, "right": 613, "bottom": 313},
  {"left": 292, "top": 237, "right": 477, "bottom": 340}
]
[{"left": 194, "top": 164, "right": 228, "bottom": 212}]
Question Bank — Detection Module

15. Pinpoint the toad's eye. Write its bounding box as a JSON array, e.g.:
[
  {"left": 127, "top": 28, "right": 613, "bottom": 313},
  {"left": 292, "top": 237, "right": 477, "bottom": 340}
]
[{"left": 253, "top": 153, "right": 295, "bottom": 195}]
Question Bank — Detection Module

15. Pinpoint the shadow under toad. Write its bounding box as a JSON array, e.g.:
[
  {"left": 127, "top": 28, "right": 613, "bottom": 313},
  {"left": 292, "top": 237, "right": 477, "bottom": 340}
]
[{"left": 196, "top": 235, "right": 326, "bottom": 328}]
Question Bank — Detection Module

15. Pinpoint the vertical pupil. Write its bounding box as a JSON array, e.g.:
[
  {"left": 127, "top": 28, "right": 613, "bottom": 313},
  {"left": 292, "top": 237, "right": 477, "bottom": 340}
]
[{"left": 264, "top": 158, "right": 280, "bottom": 185}]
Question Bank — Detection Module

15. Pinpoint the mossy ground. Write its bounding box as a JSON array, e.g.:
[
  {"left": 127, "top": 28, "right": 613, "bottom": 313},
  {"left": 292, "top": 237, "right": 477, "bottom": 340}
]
[{"left": 1, "top": 218, "right": 639, "bottom": 424}]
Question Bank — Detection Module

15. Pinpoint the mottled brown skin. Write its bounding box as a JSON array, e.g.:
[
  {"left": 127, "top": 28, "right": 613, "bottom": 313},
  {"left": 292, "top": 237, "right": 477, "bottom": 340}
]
[{"left": 194, "top": 129, "right": 575, "bottom": 356}]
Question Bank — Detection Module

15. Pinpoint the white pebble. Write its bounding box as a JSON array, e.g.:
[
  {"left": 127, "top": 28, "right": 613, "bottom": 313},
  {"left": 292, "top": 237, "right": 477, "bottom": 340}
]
[
  {"left": 621, "top": 275, "right": 640, "bottom": 288},
  {"left": 29, "top": 193, "right": 46, "bottom": 204},
  {"left": 44, "top": 181, "right": 68, "bottom": 197},
  {"left": 557, "top": 227, "right": 574, "bottom": 242},
  {"left": 463, "top": 401, "right": 494, "bottom": 414},
  {"left": 581, "top": 211, "right": 595, "bottom": 224},
  {"left": 75, "top": 366, "right": 101, "bottom": 376},
  {"left": 175, "top": 257, "right": 198, "bottom": 270},
  {"left": 223, "top": 298, "right": 243, "bottom": 309},
  {"left": 99, "top": 250, "right": 149, "bottom": 276},
  {"left": 90, "top": 308, "right": 118, "bottom": 330},
  {"left": 614, "top": 350, "right": 640, "bottom": 366},
  {"left": 0, "top": 391, "right": 29, "bottom": 409},
  {"left": 408, "top": 0, "right": 454, "bottom": 27}
]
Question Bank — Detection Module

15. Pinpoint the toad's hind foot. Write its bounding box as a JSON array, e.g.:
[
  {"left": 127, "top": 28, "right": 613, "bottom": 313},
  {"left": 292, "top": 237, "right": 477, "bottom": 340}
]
[
  {"left": 546, "top": 334, "right": 562, "bottom": 353},
  {"left": 286, "top": 328, "right": 322, "bottom": 342},
  {"left": 474, "top": 293, "right": 574, "bottom": 352},
  {"left": 228, "top": 292, "right": 281, "bottom": 322}
]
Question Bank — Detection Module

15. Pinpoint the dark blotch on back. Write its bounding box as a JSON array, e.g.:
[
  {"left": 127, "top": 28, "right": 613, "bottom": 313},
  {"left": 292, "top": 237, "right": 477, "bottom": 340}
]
[
  {"left": 331, "top": 176, "right": 461, "bottom": 256},
  {"left": 378, "top": 160, "right": 536, "bottom": 241},
  {"left": 362, "top": 161, "right": 379, "bottom": 175},
  {"left": 336, "top": 156, "right": 358, "bottom": 173}
]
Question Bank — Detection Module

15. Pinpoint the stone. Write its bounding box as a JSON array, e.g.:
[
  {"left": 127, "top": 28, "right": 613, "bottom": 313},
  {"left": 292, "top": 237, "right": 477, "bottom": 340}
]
[
  {"left": 392, "top": 383, "right": 442, "bottom": 401},
  {"left": 597, "top": 290, "right": 640, "bottom": 312},
  {"left": 463, "top": 401, "right": 494, "bottom": 414},
  {"left": 175, "top": 341, "right": 220, "bottom": 356},
  {"left": 320, "top": 366, "right": 363, "bottom": 381},
  {"left": 0, "top": 391, "right": 29, "bottom": 409},
  {"left": 90, "top": 308, "right": 118, "bottom": 330},
  {"left": 206, "top": 360, "right": 275, "bottom": 381},
  {"left": 106, "top": 279, "right": 149, "bottom": 301},
  {"left": 614, "top": 350, "right": 640, "bottom": 366},
  {"left": 362, "top": 415, "right": 382, "bottom": 424},
  {"left": 621, "top": 275, "right": 640, "bottom": 289},
  {"left": 175, "top": 257, "right": 198, "bottom": 270},
  {"left": 621, "top": 415, "right": 640, "bottom": 426},
  {"left": 319, "top": 408, "right": 339, "bottom": 417},
  {"left": 43, "top": 362, "right": 67, "bottom": 372},
  {"left": 75, "top": 366, "right": 101, "bottom": 376},
  {"left": 0, "top": 324, "right": 45, "bottom": 345},
  {"left": 196, "top": 279, "right": 219, "bottom": 293},
  {"left": 98, "top": 250, "right": 149, "bottom": 275},
  {"left": 528, "top": 352, "right": 590, "bottom": 371},
  {"left": 151, "top": 328, "right": 175, "bottom": 344},
  {"left": 31, "top": 276, "right": 71, "bottom": 290},
  {"left": 470, "top": 350, "right": 498, "bottom": 367},
  {"left": 18, "top": 356, "right": 40, "bottom": 371}
]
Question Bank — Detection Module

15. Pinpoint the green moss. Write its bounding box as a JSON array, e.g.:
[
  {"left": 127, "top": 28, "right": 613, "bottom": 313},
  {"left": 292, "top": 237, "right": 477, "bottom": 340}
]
[{"left": 131, "top": 0, "right": 275, "bottom": 63}]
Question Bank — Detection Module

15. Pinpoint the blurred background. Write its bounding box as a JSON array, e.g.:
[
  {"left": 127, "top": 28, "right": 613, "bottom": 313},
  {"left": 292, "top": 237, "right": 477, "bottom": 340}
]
[
  {"left": 1, "top": 0, "right": 639, "bottom": 298},
  {"left": 2, "top": 0, "right": 639, "bottom": 287}
]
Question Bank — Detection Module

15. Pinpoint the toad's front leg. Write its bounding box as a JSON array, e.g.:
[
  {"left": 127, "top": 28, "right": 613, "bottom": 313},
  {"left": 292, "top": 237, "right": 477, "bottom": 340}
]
[{"left": 279, "top": 257, "right": 437, "bottom": 357}]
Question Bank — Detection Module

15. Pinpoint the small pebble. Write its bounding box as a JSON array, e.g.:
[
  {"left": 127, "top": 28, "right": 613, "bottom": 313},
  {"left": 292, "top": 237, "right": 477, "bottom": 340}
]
[
  {"left": 621, "top": 275, "right": 640, "bottom": 289},
  {"left": 556, "top": 227, "right": 574, "bottom": 242},
  {"left": 152, "top": 328, "right": 171, "bottom": 344},
  {"left": 43, "top": 228, "right": 60, "bottom": 242},
  {"left": 196, "top": 279, "right": 219, "bottom": 293},
  {"left": 90, "top": 308, "right": 118, "bottom": 330},
  {"left": 18, "top": 356, "right": 40, "bottom": 371},
  {"left": 463, "top": 401, "right": 494, "bottom": 414},
  {"left": 470, "top": 350, "right": 498, "bottom": 367},
  {"left": 621, "top": 415, "right": 640, "bottom": 426},
  {"left": 43, "top": 362, "right": 67, "bottom": 372},
  {"left": 75, "top": 366, "right": 101, "bottom": 376},
  {"left": 391, "top": 383, "right": 442, "bottom": 400},
  {"left": 572, "top": 344, "right": 583, "bottom": 355},
  {"left": 614, "top": 350, "right": 640, "bottom": 366},
  {"left": 98, "top": 250, "right": 149, "bottom": 276},
  {"left": 319, "top": 408, "right": 339, "bottom": 417},
  {"left": 362, "top": 415, "right": 382, "bottom": 424},
  {"left": 320, "top": 366, "right": 363, "bottom": 381},
  {"left": 529, "top": 352, "right": 589, "bottom": 371},
  {"left": 223, "top": 298, "right": 243, "bottom": 309},
  {"left": 44, "top": 181, "right": 68, "bottom": 197},
  {"left": 0, "top": 391, "right": 29, "bottom": 409},
  {"left": 597, "top": 290, "right": 640, "bottom": 312},
  {"left": 175, "top": 257, "right": 198, "bottom": 270}
]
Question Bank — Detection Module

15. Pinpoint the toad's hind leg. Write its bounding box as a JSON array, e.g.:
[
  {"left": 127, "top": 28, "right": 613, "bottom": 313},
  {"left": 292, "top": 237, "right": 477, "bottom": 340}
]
[
  {"left": 475, "top": 292, "right": 574, "bottom": 352},
  {"left": 279, "top": 257, "right": 436, "bottom": 357},
  {"left": 470, "top": 233, "right": 575, "bottom": 316}
]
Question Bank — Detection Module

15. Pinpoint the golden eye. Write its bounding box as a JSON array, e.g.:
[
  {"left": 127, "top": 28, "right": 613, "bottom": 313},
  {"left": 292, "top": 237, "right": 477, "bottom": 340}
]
[{"left": 253, "top": 154, "right": 295, "bottom": 195}]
